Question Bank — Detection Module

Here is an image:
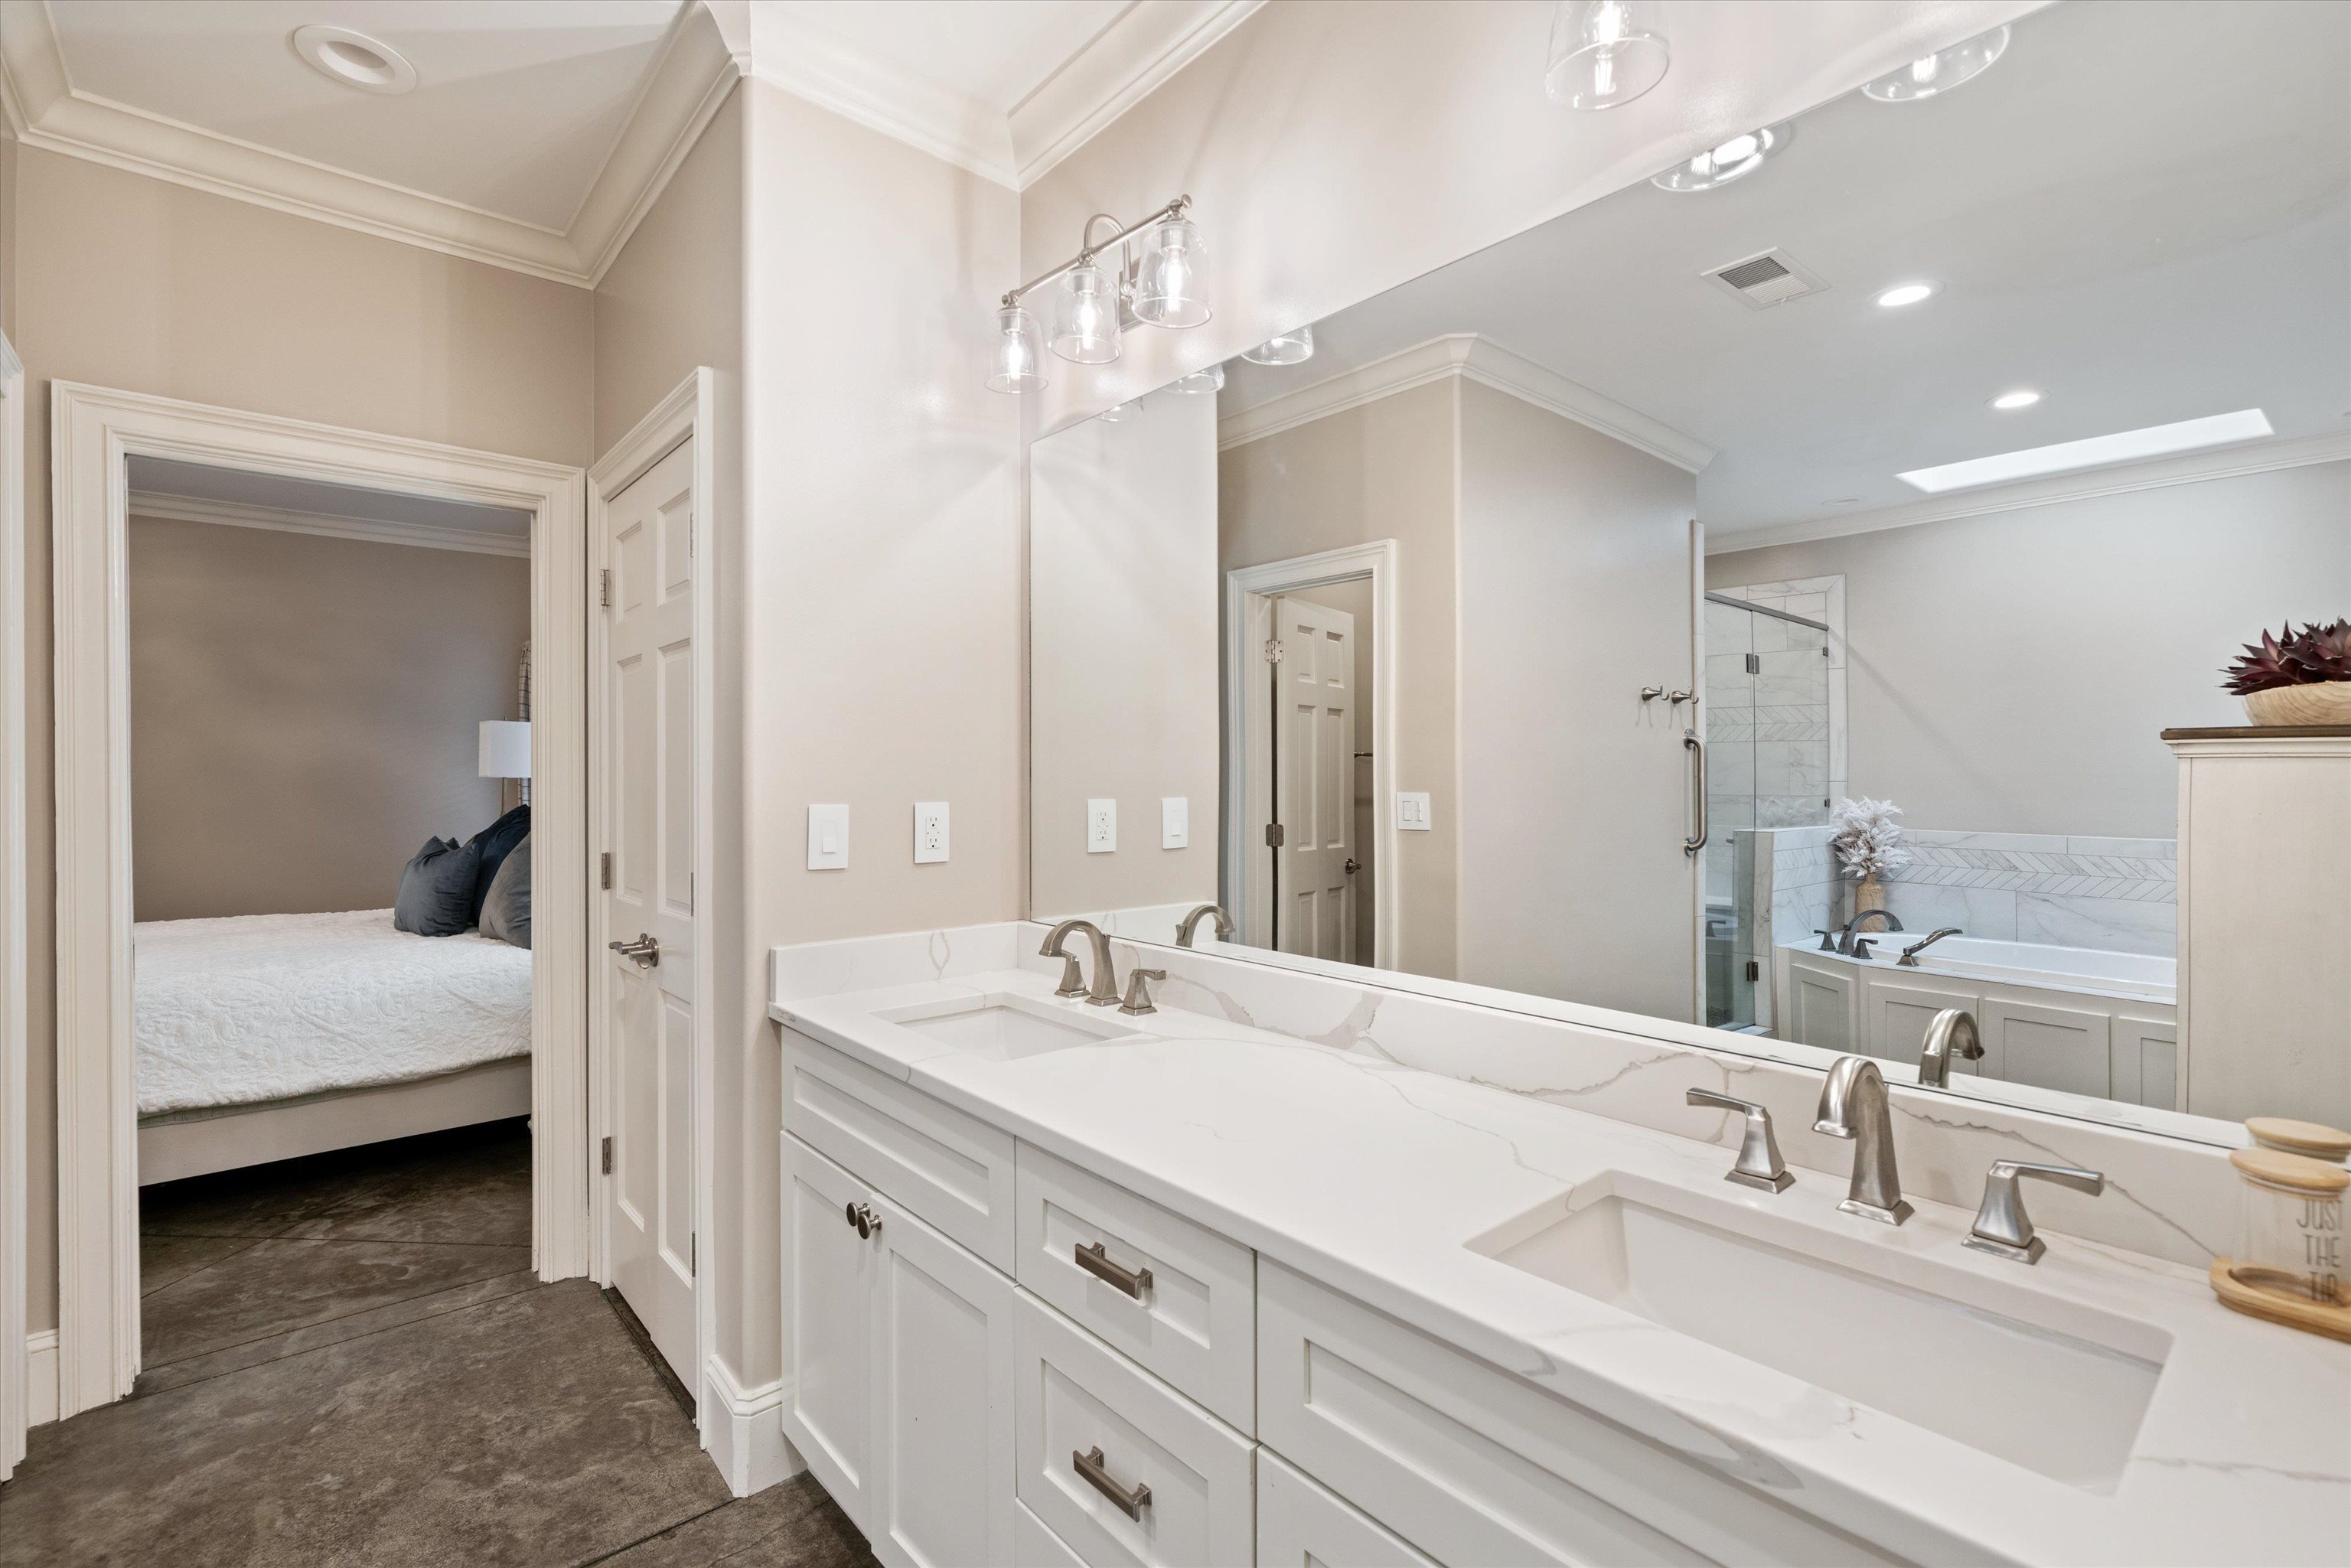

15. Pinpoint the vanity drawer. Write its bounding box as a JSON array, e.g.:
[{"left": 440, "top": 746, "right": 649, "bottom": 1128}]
[
  {"left": 1015, "top": 1142, "right": 1256, "bottom": 1432},
  {"left": 1257, "top": 1263, "right": 1896, "bottom": 1568},
  {"left": 1014, "top": 1289, "right": 1254, "bottom": 1567},
  {"left": 1258, "top": 1448, "right": 1436, "bottom": 1567},
  {"left": 784, "top": 1028, "right": 1017, "bottom": 1273}
]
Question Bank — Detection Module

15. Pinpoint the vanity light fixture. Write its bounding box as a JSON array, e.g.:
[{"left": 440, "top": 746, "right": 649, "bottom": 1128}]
[
  {"left": 1097, "top": 401, "right": 1142, "bottom": 422},
  {"left": 1897, "top": 408, "right": 2274, "bottom": 494},
  {"left": 1990, "top": 390, "right": 2042, "bottom": 410},
  {"left": 292, "top": 24, "right": 418, "bottom": 94},
  {"left": 986, "top": 196, "right": 1210, "bottom": 393},
  {"left": 1874, "top": 282, "right": 1936, "bottom": 308},
  {"left": 1170, "top": 363, "right": 1226, "bottom": 394},
  {"left": 1863, "top": 25, "right": 2011, "bottom": 103},
  {"left": 1241, "top": 325, "right": 1315, "bottom": 367},
  {"left": 1545, "top": 0, "right": 1671, "bottom": 110},
  {"left": 1651, "top": 124, "right": 1793, "bottom": 193}
]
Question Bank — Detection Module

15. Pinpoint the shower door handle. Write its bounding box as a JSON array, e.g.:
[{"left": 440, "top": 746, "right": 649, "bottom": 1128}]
[{"left": 1683, "top": 732, "right": 1707, "bottom": 857}]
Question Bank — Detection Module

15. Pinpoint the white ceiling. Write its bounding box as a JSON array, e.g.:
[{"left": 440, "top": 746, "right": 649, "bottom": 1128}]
[
  {"left": 1221, "top": 0, "right": 2351, "bottom": 540},
  {"left": 129, "top": 456, "right": 532, "bottom": 553}
]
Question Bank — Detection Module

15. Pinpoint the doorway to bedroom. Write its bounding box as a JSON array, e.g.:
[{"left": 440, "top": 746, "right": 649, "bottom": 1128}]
[{"left": 126, "top": 455, "right": 542, "bottom": 1393}]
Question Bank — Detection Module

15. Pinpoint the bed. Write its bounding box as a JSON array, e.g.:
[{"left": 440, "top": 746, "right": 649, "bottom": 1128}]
[{"left": 135, "top": 908, "right": 533, "bottom": 1185}]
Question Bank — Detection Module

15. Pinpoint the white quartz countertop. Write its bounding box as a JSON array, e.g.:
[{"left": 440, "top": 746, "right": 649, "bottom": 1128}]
[{"left": 773, "top": 968, "right": 2351, "bottom": 1567}]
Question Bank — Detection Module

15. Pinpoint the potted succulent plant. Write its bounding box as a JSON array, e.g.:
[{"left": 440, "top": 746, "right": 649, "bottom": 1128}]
[
  {"left": 2224, "top": 619, "right": 2351, "bottom": 725},
  {"left": 1829, "top": 796, "right": 1909, "bottom": 917}
]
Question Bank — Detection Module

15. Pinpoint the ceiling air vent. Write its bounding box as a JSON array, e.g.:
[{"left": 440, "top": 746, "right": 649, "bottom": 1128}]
[{"left": 1704, "top": 248, "right": 1829, "bottom": 310}]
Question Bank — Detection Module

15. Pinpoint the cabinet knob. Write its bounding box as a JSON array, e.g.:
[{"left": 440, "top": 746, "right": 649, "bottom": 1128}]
[{"left": 844, "top": 1201, "right": 881, "bottom": 1240}]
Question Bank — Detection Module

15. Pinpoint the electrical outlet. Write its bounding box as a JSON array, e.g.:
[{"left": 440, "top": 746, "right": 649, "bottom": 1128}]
[
  {"left": 913, "top": 801, "right": 948, "bottom": 863},
  {"left": 1087, "top": 798, "right": 1117, "bottom": 854},
  {"left": 807, "top": 804, "right": 849, "bottom": 869},
  {"left": 1161, "top": 796, "right": 1189, "bottom": 849},
  {"left": 1395, "top": 791, "right": 1433, "bottom": 831}
]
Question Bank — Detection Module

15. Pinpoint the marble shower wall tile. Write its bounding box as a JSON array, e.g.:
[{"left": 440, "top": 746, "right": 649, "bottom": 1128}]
[{"left": 1881, "top": 827, "right": 2177, "bottom": 956}]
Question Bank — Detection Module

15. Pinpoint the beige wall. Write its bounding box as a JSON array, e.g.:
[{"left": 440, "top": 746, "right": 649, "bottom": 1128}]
[
  {"left": 1709, "top": 461, "right": 2351, "bottom": 840},
  {"left": 727, "top": 79, "right": 1024, "bottom": 1388},
  {"left": 15, "top": 144, "right": 594, "bottom": 1334},
  {"left": 1221, "top": 379, "right": 1461, "bottom": 980},
  {"left": 1030, "top": 388, "right": 1220, "bottom": 921},
  {"left": 1456, "top": 381, "right": 1697, "bottom": 1018},
  {"left": 129, "top": 518, "right": 529, "bottom": 923}
]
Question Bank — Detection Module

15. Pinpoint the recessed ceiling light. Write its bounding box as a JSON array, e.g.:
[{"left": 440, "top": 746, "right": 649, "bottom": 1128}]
[
  {"left": 1874, "top": 282, "right": 1935, "bottom": 308},
  {"left": 1989, "top": 390, "right": 2042, "bottom": 410},
  {"left": 1651, "top": 123, "right": 1794, "bottom": 193},
  {"left": 1863, "top": 25, "right": 2011, "bottom": 103},
  {"left": 1897, "top": 409, "right": 2274, "bottom": 494},
  {"left": 292, "top": 24, "right": 417, "bottom": 95}
]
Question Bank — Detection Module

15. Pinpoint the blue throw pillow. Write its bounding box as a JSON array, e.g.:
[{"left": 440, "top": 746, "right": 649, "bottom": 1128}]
[
  {"left": 479, "top": 833, "right": 532, "bottom": 950},
  {"left": 394, "top": 836, "right": 481, "bottom": 937},
  {"left": 466, "top": 803, "right": 531, "bottom": 924}
]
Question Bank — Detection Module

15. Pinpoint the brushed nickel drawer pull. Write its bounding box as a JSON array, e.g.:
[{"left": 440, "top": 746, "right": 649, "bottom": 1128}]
[
  {"left": 1072, "top": 1446, "right": 1151, "bottom": 1518},
  {"left": 1074, "top": 1240, "right": 1152, "bottom": 1298}
]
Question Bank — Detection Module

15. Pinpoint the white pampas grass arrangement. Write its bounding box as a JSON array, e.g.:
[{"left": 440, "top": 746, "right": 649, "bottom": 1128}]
[{"left": 1829, "top": 797, "right": 1909, "bottom": 882}]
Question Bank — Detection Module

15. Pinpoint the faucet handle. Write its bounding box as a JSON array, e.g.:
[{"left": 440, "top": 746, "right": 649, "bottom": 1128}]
[
  {"left": 1052, "top": 953, "right": 1087, "bottom": 998},
  {"left": 1813, "top": 929, "right": 1837, "bottom": 952},
  {"left": 1964, "top": 1160, "right": 2104, "bottom": 1264},
  {"left": 1851, "top": 937, "right": 1878, "bottom": 961},
  {"left": 1119, "top": 969, "right": 1167, "bottom": 1015},
  {"left": 1686, "top": 1089, "right": 1794, "bottom": 1192}
]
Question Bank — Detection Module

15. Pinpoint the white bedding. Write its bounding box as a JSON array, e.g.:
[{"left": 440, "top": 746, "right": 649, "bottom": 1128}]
[{"left": 135, "top": 908, "right": 531, "bottom": 1117}]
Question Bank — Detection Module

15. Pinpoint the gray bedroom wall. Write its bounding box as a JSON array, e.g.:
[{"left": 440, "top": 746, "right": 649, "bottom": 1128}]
[{"left": 128, "top": 516, "right": 530, "bottom": 922}]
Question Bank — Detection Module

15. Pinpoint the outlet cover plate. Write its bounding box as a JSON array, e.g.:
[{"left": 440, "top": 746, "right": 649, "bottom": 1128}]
[
  {"left": 914, "top": 801, "right": 948, "bottom": 864},
  {"left": 1087, "top": 798, "right": 1117, "bottom": 854}
]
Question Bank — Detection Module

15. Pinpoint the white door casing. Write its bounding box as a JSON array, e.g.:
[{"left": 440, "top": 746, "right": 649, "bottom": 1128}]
[
  {"left": 601, "top": 435, "right": 699, "bottom": 1381},
  {"left": 0, "top": 329, "right": 24, "bottom": 1478},
  {"left": 1273, "top": 595, "right": 1358, "bottom": 963}
]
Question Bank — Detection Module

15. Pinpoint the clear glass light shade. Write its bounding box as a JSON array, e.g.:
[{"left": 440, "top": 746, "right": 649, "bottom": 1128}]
[
  {"left": 1544, "top": 0, "right": 1670, "bottom": 110},
  {"left": 1048, "top": 263, "right": 1121, "bottom": 364},
  {"left": 1650, "top": 123, "right": 1793, "bottom": 193},
  {"left": 1240, "top": 324, "right": 1315, "bottom": 367},
  {"left": 1170, "top": 363, "right": 1226, "bottom": 394},
  {"left": 986, "top": 305, "right": 1046, "bottom": 394},
  {"left": 1863, "top": 25, "right": 2010, "bottom": 103},
  {"left": 1131, "top": 217, "right": 1212, "bottom": 328},
  {"left": 1097, "top": 401, "right": 1143, "bottom": 423}
]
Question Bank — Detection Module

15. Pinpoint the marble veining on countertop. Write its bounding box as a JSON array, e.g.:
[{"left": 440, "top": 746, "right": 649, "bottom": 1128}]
[{"left": 772, "top": 962, "right": 2351, "bottom": 1568}]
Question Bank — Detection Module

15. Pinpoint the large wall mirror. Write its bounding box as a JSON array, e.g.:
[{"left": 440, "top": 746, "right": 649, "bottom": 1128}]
[{"left": 1029, "top": 1, "right": 2349, "bottom": 1146}]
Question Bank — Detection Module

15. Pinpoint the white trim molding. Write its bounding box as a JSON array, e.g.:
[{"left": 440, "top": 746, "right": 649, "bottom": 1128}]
[
  {"left": 1707, "top": 429, "right": 2351, "bottom": 555},
  {"left": 0, "top": 2, "right": 742, "bottom": 288},
  {"left": 49, "top": 382, "right": 589, "bottom": 1420},
  {"left": 585, "top": 369, "right": 720, "bottom": 1449},
  {"left": 24, "top": 1331, "right": 57, "bottom": 1430},
  {"left": 126, "top": 490, "right": 531, "bottom": 559},
  {"left": 0, "top": 329, "right": 24, "bottom": 1481},
  {"left": 704, "top": 1355, "right": 798, "bottom": 1498},
  {"left": 1223, "top": 541, "right": 1402, "bottom": 971},
  {"left": 1218, "top": 334, "right": 1717, "bottom": 474}
]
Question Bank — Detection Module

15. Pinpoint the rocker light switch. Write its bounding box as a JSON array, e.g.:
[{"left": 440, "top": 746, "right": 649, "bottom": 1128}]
[
  {"left": 1396, "top": 791, "right": 1433, "bottom": 831},
  {"left": 1162, "top": 797, "right": 1189, "bottom": 849},
  {"left": 808, "top": 804, "right": 849, "bottom": 869}
]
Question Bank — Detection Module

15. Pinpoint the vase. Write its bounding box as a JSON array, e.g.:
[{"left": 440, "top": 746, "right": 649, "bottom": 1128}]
[
  {"left": 1854, "top": 875, "right": 1888, "bottom": 917},
  {"left": 2244, "top": 683, "right": 2351, "bottom": 725}
]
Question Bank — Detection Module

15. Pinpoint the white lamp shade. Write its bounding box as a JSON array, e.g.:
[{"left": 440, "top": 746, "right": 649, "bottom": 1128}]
[{"left": 478, "top": 720, "right": 532, "bottom": 780}]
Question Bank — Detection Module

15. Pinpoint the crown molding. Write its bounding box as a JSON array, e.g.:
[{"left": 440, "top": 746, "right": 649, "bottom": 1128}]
[
  {"left": 1009, "top": 1, "right": 1263, "bottom": 187},
  {"left": 0, "top": 2, "right": 742, "bottom": 288},
  {"left": 1217, "top": 334, "right": 1717, "bottom": 474},
  {"left": 1706, "top": 429, "right": 2351, "bottom": 556},
  {"left": 129, "top": 491, "right": 531, "bottom": 559}
]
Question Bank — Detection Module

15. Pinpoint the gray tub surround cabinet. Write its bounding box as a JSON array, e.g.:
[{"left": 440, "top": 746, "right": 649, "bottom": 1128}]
[{"left": 770, "top": 927, "right": 2349, "bottom": 1567}]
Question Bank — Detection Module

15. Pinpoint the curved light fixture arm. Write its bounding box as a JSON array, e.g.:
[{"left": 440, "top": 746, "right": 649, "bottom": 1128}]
[{"left": 1002, "top": 195, "right": 1192, "bottom": 309}]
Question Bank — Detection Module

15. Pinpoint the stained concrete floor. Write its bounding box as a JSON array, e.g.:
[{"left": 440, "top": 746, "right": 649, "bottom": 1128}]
[{"left": 0, "top": 1120, "right": 876, "bottom": 1568}]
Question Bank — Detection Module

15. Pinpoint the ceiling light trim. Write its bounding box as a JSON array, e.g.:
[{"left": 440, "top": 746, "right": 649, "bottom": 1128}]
[
  {"left": 1706, "top": 430, "right": 2350, "bottom": 556},
  {"left": 1218, "top": 332, "right": 1716, "bottom": 473},
  {"left": 129, "top": 490, "right": 532, "bottom": 559}
]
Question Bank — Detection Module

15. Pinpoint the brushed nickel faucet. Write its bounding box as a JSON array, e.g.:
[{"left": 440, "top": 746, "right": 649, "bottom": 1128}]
[
  {"left": 1813, "top": 1056, "right": 1912, "bottom": 1224},
  {"left": 1897, "top": 927, "right": 1964, "bottom": 967},
  {"left": 1175, "top": 903, "right": 1233, "bottom": 948},
  {"left": 1917, "top": 1008, "right": 1985, "bottom": 1087},
  {"left": 1965, "top": 1160, "right": 2105, "bottom": 1263},
  {"left": 1685, "top": 1088, "right": 1794, "bottom": 1191},
  {"left": 1039, "top": 919, "right": 1121, "bottom": 1007}
]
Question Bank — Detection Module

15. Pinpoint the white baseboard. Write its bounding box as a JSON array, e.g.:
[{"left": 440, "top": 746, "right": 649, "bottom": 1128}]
[
  {"left": 704, "top": 1354, "right": 800, "bottom": 1498},
  {"left": 27, "top": 1330, "right": 57, "bottom": 1426}
]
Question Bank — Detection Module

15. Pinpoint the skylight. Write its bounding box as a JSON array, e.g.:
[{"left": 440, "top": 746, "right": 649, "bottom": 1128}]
[{"left": 1896, "top": 409, "right": 2275, "bottom": 494}]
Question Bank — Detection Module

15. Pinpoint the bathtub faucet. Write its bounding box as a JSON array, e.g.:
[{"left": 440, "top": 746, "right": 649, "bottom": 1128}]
[
  {"left": 1831, "top": 909, "right": 1903, "bottom": 955},
  {"left": 1897, "top": 927, "right": 1964, "bottom": 967}
]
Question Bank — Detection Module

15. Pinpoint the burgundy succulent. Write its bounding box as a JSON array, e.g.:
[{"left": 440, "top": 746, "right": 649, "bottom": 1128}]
[{"left": 2223, "top": 619, "right": 2351, "bottom": 694}]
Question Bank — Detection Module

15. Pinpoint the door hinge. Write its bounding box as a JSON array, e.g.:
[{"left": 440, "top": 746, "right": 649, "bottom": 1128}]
[
  {"left": 1746, "top": 959, "right": 1761, "bottom": 982},
  {"left": 1744, "top": 652, "right": 1760, "bottom": 675},
  {"left": 600, "top": 851, "right": 613, "bottom": 890},
  {"left": 1263, "top": 637, "right": 1283, "bottom": 664},
  {"left": 691, "top": 1234, "right": 696, "bottom": 1276},
  {"left": 599, "top": 568, "right": 612, "bottom": 608},
  {"left": 1264, "top": 822, "right": 1286, "bottom": 849},
  {"left": 601, "top": 1135, "right": 612, "bottom": 1175}
]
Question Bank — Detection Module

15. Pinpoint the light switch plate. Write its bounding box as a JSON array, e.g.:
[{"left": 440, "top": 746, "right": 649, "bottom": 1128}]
[
  {"left": 808, "top": 804, "right": 849, "bottom": 869},
  {"left": 1087, "top": 798, "right": 1117, "bottom": 854},
  {"left": 1161, "top": 796, "right": 1189, "bottom": 849},
  {"left": 1395, "top": 791, "right": 1433, "bottom": 831},
  {"left": 913, "top": 801, "right": 948, "bottom": 864}
]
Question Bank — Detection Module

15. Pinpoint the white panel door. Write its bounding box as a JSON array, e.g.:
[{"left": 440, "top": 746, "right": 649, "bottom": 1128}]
[
  {"left": 1273, "top": 595, "right": 1357, "bottom": 962},
  {"left": 602, "top": 435, "right": 699, "bottom": 1381}
]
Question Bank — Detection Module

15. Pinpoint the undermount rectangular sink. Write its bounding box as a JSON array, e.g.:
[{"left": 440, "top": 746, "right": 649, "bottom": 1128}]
[
  {"left": 875, "top": 992, "right": 1140, "bottom": 1061},
  {"left": 1471, "top": 1174, "right": 2170, "bottom": 1492}
]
